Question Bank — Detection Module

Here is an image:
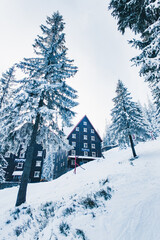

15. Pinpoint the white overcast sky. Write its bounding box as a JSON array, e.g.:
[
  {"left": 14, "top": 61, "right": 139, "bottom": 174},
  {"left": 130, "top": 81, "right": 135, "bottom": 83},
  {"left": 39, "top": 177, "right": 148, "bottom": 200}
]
[{"left": 0, "top": 0, "right": 152, "bottom": 137}]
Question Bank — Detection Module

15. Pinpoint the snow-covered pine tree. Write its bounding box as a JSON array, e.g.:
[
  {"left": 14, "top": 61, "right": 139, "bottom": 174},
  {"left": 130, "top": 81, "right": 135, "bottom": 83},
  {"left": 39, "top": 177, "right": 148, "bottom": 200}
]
[
  {"left": 109, "top": 0, "right": 159, "bottom": 35},
  {"left": 0, "top": 12, "right": 78, "bottom": 206},
  {"left": 0, "top": 66, "right": 16, "bottom": 153},
  {"left": 108, "top": 0, "right": 160, "bottom": 119},
  {"left": 130, "top": 18, "right": 160, "bottom": 119},
  {"left": 41, "top": 144, "right": 55, "bottom": 181},
  {"left": 103, "top": 121, "right": 116, "bottom": 147},
  {"left": 110, "top": 80, "right": 150, "bottom": 157},
  {"left": 143, "top": 98, "right": 160, "bottom": 139},
  {"left": 0, "top": 67, "right": 15, "bottom": 179},
  {"left": 0, "top": 66, "right": 15, "bottom": 108},
  {"left": 0, "top": 154, "right": 8, "bottom": 183}
]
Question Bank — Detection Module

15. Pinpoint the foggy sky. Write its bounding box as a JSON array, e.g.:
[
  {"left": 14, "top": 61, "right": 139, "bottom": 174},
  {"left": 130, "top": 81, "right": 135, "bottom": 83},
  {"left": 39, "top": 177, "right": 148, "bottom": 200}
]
[{"left": 0, "top": 0, "right": 151, "bottom": 137}]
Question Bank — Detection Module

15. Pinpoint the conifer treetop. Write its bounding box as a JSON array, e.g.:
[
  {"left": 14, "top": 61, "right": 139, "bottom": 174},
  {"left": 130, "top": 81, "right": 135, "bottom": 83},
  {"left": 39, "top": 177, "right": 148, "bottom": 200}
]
[
  {"left": 111, "top": 80, "right": 150, "bottom": 148},
  {"left": 0, "top": 11, "right": 78, "bottom": 154}
]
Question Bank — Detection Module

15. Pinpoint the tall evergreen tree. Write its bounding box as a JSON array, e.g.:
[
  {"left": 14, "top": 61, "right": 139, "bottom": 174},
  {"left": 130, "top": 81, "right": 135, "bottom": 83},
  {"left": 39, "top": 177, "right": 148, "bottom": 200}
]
[
  {"left": 110, "top": 80, "right": 150, "bottom": 157},
  {"left": 0, "top": 12, "right": 78, "bottom": 206},
  {"left": 130, "top": 19, "right": 160, "bottom": 118},
  {"left": 103, "top": 121, "right": 116, "bottom": 147},
  {"left": 0, "top": 66, "right": 16, "bottom": 152},
  {"left": 108, "top": 0, "right": 160, "bottom": 118},
  {"left": 0, "top": 154, "right": 8, "bottom": 183},
  {"left": 0, "top": 67, "right": 15, "bottom": 178},
  {"left": 41, "top": 145, "right": 55, "bottom": 181},
  {"left": 109, "top": 0, "right": 159, "bottom": 34},
  {"left": 143, "top": 98, "right": 160, "bottom": 139},
  {"left": 0, "top": 66, "right": 15, "bottom": 108}
]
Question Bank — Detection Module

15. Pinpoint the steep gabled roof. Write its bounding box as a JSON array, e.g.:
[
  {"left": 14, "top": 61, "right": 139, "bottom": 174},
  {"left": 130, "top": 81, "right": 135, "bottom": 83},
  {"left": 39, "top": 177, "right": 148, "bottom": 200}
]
[{"left": 67, "top": 115, "right": 102, "bottom": 142}]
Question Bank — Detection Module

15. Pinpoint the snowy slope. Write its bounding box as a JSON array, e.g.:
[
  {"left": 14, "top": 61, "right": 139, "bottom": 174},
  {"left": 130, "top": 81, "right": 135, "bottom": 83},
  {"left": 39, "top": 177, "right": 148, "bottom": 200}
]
[{"left": 0, "top": 138, "right": 160, "bottom": 240}]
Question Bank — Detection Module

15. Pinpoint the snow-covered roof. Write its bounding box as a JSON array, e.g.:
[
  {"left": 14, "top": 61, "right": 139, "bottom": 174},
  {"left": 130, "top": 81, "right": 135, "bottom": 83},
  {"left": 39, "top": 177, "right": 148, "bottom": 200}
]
[
  {"left": 12, "top": 171, "right": 23, "bottom": 176},
  {"left": 67, "top": 115, "right": 102, "bottom": 141},
  {"left": 68, "top": 155, "right": 101, "bottom": 160}
]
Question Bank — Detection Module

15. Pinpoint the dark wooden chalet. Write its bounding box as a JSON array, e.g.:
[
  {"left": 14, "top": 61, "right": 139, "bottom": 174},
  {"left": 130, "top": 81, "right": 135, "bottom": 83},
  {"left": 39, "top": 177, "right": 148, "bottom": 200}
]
[
  {"left": 67, "top": 115, "right": 102, "bottom": 169},
  {"left": 3, "top": 144, "right": 45, "bottom": 183}
]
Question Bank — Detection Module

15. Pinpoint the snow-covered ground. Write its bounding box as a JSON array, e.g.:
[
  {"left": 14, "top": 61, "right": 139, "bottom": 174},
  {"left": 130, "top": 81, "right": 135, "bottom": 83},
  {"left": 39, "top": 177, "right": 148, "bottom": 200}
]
[{"left": 0, "top": 138, "right": 160, "bottom": 240}]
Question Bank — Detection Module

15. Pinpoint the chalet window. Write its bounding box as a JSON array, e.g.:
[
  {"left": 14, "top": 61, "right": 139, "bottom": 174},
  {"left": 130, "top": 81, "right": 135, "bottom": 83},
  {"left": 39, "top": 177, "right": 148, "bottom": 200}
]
[
  {"left": 84, "top": 143, "right": 88, "bottom": 148},
  {"left": 91, "top": 144, "right": 95, "bottom": 149},
  {"left": 92, "top": 152, "right": 96, "bottom": 157},
  {"left": 76, "top": 127, "right": 79, "bottom": 131},
  {"left": 83, "top": 128, "right": 87, "bottom": 132},
  {"left": 56, "top": 166, "right": 58, "bottom": 171},
  {"left": 84, "top": 151, "right": 88, "bottom": 156},
  {"left": 21, "top": 140, "right": 26, "bottom": 149},
  {"left": 72, "top": 141, "right": 76, "bottom": 147},
  {"left": 91, "top": 136, "right": 95, "bottom": 141},
  {"left": 17, "top": 162, "right": 23, "bottom": 169},
  {"left": 91, "top": 129, "right": 94, "bottom": 133},
  {"left": 71, "top": 150, "right": 76, "bottom": 156},
  {"left": 84, "top": 135, "right": 87, "bottom": 140},
  {"left": 71, "top": 160, "right": 75, "bottom": 165},
  {"left": 5, "top": 152, "right": 10, "bottom": 158},
  {"left": 34, "top": 171, "right": 40, "bottom": 178},
  {"left": 83, "top": 121, "right": 87, "bottom": 125},
  {"left": 37, "top": 151, "right": 43, "bottom": 157},
  {"left": 72, "top": 134, "right": 76, "bottom": 139},
  {"left": 19, "top": 152, "right": 25, "bottom": 158},
  {"left": 21, "top": 144, "right": 25, "bottom": 149},
  {"left": 36, "top": 161, "right": 41, "bottom": 167}
]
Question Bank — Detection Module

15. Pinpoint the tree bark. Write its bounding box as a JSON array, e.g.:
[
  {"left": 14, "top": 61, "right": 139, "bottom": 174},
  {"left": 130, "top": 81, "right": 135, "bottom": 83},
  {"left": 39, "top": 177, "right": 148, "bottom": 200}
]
[
  {"left": 129, "top": 134, "right": 137, "bottom": 158},
  {"left": 15, "top": 98, "right": 43, "bottom": 207},
  {"left": 123, "top": 102, "right": 137, "bottom": 159}
]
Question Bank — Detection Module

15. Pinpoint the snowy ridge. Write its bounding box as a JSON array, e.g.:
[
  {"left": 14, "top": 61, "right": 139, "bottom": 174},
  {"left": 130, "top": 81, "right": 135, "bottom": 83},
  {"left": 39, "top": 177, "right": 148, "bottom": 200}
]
[{"left": 0, "top": 138, "right": 160, "bottom": 239}]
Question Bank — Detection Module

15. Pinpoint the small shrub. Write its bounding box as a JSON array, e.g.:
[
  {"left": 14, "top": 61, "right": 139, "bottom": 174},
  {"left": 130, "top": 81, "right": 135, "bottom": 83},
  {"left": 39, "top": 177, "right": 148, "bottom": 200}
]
[
  {"left": 96, "top": 189, "right": 112, "bottom": 201},
  {"left": 81, "top": 197, "right": 98, "bottom": 209},
  {"left": 63, "top": 207, "right": 75, "bottom": 217},
  {"left": 12, "top": 208, "right": 20, "bottom": 220},
  {"left": 91, "top": 212, "right": 96, "bottom": 218},
  {"left": 107, "top": 186, "right": 112, "bottom": 192},
  {"left": 14, "top": 226, "right": 23, "bottom": 237},
  {"left": 26, "top": 219, "right": 31, "bottom": 229},
  {"left": 6, "top": 220, "right": 11, "bottom": 224},
  {"left": 26, "top": 207, "right": 33, "bottom": 219},
  {"left": 35, "top": 214, "right": 49, "bottom": 231},
  {"left": 76, "top": 229, "right": 86, "bottom": 240},
  {"left": 41, "top": 202, "right": 54, "bottom": 218},
  {"left": 59, "top": 222, "right": 70, "bottom": 236},
  {"left": 43, "top": 201, "right": 53, "bottom": 208},
  {"left": 102, "top": 178, "right": 109, "bottom": 185},
  {"left": 22, "top": 206, "right": 27, "bottom": 210}
]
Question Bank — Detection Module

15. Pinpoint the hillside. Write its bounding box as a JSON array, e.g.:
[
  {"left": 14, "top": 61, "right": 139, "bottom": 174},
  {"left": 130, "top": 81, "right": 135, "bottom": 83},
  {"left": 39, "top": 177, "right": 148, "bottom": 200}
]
[{"left": 0, "top": 138, "right": 160, "bottom": 240}]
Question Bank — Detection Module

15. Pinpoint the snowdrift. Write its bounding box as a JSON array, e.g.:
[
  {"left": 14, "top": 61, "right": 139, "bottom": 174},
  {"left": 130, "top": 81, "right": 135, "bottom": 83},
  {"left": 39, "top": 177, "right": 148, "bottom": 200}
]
[{"left": 0, "top": 138, "right": 160, "bottom": 240}]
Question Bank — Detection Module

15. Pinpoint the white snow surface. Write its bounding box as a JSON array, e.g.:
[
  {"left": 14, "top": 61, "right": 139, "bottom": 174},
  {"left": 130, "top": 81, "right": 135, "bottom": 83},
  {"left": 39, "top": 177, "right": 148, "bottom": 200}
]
[{"left": 0, "top": 138, "right": 160, "bottom": 240}]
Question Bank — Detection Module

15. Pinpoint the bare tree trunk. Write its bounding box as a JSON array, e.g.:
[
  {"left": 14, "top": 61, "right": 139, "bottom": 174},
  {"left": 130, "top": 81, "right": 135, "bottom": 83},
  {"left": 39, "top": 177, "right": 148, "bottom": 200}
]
[
  {"left": 129, "top": 134, "right": 137, "bottom": 158},
  {"left": 15, "top": 98, "right": 43, "bottom": 207}
]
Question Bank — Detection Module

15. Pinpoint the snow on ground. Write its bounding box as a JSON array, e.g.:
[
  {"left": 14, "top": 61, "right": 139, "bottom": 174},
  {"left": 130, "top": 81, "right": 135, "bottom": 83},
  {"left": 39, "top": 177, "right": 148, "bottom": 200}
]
[{"left": 0, "top": 138, "right": 160, "bottom": 240}]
